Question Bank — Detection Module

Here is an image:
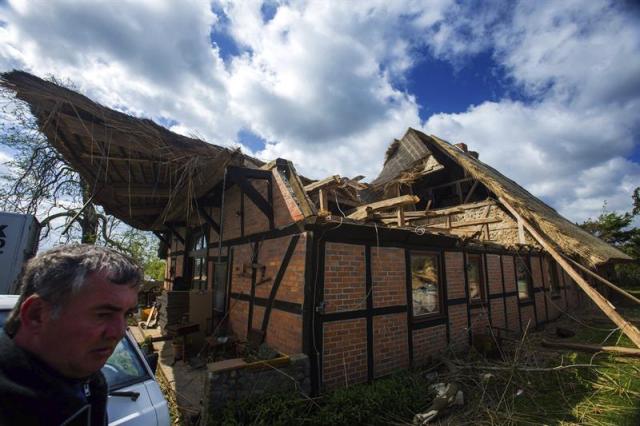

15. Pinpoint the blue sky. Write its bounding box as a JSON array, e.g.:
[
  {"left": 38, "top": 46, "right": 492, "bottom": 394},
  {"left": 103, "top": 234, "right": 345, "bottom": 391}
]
[{"left": 0, "top": 0, "right": 639, "bottom": 222}]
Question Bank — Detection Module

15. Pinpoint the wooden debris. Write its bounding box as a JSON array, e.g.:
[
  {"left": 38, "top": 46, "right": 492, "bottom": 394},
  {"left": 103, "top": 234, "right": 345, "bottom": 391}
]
[
  {"left": 304, "top": 175, "right": 341, "bottom": 193},
  {"left": 541, "top": 339, "right": 640, "bottom": 357},
  {"left": 499, "top": 196, "right": 640, "bottom": 348},
  {"left": 347, "top": 195, "right": 419, "bottom": 221}
]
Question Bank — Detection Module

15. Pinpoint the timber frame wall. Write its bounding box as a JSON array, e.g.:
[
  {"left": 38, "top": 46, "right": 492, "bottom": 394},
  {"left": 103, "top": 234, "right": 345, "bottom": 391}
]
[
  {"left": 303, "top": 223, "right": 582, "bottom": 392},
  {"left": 163, "top": 165, "right": 584, "bottom": 396}
]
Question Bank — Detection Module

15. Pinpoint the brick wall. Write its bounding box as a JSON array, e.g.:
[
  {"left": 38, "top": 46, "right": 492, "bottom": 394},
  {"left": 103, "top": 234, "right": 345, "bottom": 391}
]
[
  {"left": 324, "top": 242, "right": 366, "bottom": 313},
  {"left": 502, "top": 255, "right": 521, "bottom": 331},
  {"left": 244, "top": 180, "right": 270, "bottom": 236},
  {"left": 486, "top": 254, "right": 506, "bottom": 328},
  {"left": 373, "top": 313, "right": 409, "bottom": 378},
  {"left": 445, "top": 252, "right": 466, "bottom": 299},
  {"left": 371, "top": 247, "right": 406, "bottom": 308},
  {"left": 469, "top": 307, "right": 490, "bottom": 335},
  {"left": 227, "top": 234, "right": 306, "bottom": 356},
  {"left": 273, "top": 168, "right": 305, "bottom": 227},
  {"left": 520, "top": 305, "right": 536, "bottom": 331},
  {"left": 531, "top": 256, "right": 548, "bottom": 323},
  {"left": 446, "top": 252, "right": 469, "bottom": 349},
  {"left": 412, "top": 325, "right": 447, "bottom": 367},
  {"left": 322, "top": 318, "right": 368, "bottom": 390}
]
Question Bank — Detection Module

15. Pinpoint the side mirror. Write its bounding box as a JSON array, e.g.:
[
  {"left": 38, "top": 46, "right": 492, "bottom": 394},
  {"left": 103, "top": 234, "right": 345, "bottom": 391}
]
[{"left": 145, "top": 352, "right": 159, "bottom": 375}]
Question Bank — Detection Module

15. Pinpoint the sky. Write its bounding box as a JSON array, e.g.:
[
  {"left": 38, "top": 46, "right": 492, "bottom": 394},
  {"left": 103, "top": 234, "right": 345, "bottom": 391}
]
[{"left": 0, "top": 0, "right": 639, "bottom": 223}]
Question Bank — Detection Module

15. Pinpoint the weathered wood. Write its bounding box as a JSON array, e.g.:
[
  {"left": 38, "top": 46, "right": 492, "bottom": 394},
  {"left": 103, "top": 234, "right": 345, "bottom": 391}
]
[
  {"left": 541, "top": 339, "right": 640, "bottom": 357},
  {"left": 563, "top": 256, "right": 640, "bottom": 306},
  {"left": 304, "top": 175, "right": 341, "bottom": 192},
  {"left": 347, "top": 195, "right": 419, "bottom": 221},
  {"left": 498, "top": 196, "right": 640, "bottom": 348},
  {"left": 517, "top": 218, "right": 526, "bottom": 244},
  {"left": 318, "top": 189, "right": 330, "bottom": 216},
  {"left": 424, "top": 199, "right": 497, "bottom": 217},
  {"left": 464, "top": 180, "right": 480, "bottom": 203}
]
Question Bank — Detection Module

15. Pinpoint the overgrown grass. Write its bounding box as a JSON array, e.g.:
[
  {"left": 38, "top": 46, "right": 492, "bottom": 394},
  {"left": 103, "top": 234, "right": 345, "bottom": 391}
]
[
  {"left": 215, "top": 372, "right": 435, "bottom": 425},
  {"left": 212, "top": 311, "right": 640, "bottom": 425}
]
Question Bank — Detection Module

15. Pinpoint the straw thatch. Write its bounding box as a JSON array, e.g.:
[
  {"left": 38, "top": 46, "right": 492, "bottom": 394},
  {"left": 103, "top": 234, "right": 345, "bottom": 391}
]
[
  {"left": 400, "top": 128, "right": 631, "bottom": 268},
  {"left": 0, "top": 70, "right": 261, "bottom": 231}
]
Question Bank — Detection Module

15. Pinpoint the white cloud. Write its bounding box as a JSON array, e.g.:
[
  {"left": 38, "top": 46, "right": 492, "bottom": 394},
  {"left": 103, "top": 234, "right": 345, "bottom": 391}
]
[{"left": 0, "top": 0, "right": 638, "bottom": 223}]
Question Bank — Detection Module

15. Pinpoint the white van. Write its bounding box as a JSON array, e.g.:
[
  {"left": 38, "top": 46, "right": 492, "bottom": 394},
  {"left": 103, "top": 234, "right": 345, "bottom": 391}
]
[{"left": 0, "top": 295, "right": 170, "bottom": 426}]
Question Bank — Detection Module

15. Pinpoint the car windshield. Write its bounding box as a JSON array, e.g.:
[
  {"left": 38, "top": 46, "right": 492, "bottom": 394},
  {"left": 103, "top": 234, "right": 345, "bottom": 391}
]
[{"left": 102, "top": 336, "right": 150, "bottom": 391}]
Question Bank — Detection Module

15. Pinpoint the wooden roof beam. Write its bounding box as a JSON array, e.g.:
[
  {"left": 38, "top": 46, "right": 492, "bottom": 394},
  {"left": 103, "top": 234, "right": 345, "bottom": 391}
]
[
  {"left": 304, "top": 175, "right": 342, "bottom": 193},
  {"left": 348, "top": 195, "right": 419, "bottom": 221}
]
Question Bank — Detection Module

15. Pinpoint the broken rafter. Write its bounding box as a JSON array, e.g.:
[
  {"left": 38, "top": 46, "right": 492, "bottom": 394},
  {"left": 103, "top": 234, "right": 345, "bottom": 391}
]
[
  {"left": 498, "top": 196, "right": 640, "bottom": 348},
  {"left": 304, "top": 175, "right": 341, "bottom": 192},
  {"left": 348, "top": 195, "right": 419, "bottom": 221}
]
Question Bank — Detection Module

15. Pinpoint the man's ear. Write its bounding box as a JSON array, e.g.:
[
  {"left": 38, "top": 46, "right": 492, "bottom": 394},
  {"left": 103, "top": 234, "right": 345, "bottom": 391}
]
[{"left": 19, "top": 295, "right": 50, "bottom": 333}]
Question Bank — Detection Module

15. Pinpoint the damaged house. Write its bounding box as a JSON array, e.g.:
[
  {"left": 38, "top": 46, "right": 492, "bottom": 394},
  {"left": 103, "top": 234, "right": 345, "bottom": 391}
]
[{"left": 2, "top": 71, "right": 637, "bottom": 400}]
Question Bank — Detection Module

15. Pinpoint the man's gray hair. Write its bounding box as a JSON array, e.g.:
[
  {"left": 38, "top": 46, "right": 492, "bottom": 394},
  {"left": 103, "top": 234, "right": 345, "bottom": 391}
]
[{"left": 4, "top": 244, "right": 142, "bottom": 335}]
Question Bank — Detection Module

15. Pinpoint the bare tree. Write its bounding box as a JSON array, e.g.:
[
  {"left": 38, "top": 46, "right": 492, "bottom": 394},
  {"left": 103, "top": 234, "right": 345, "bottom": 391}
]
[{"left": 0, "top": 80, "right": 143, "bottom": 251}]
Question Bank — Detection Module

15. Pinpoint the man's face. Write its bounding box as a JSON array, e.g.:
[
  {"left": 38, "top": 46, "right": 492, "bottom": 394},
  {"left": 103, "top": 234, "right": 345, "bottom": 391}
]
[{"left": 38, "top": 271, "right": 138, "bottom": 379}]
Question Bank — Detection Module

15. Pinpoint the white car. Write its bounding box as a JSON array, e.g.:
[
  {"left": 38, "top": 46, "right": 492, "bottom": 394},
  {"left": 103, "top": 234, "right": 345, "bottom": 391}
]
[{"left": 0, "top": 295, "right": 170, "bottom": 426}]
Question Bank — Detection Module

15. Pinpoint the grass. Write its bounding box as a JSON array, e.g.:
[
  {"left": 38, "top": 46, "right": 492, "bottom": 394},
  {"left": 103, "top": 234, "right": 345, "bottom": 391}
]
[{"left": 211, "top": 307, "right": 640, "bottom": 425}]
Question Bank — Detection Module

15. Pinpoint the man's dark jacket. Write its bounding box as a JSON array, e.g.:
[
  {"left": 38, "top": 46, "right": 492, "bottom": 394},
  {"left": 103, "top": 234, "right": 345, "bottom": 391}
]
[{"left": 0, "top": 330, "right": 108, "bottom": 426}]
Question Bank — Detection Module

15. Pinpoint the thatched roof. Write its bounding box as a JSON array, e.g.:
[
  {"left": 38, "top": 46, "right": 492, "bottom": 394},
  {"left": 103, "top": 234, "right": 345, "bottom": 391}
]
[
  {"left": 0, "top": 70, "right": 261, "bottom": 231},
  {"left": 401, "top": 128, "right": 631, "bottom": 268}
]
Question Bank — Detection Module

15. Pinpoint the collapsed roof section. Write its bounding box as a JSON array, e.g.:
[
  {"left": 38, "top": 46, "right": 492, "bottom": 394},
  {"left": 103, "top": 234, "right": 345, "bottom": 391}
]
[
  {"left": 314, "top": 128, "right": 630, "bottom": 268},
  {"left": 0, "top": 71, "right": 262, "bottom": 230},
  {"left": 1, "top": 71, "right": 630, "bottom": 268}
]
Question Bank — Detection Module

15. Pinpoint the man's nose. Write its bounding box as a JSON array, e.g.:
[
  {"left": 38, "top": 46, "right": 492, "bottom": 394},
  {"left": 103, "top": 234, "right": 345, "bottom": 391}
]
[{"left": 104, "top": 316, "right": 127, "bottom": 340}]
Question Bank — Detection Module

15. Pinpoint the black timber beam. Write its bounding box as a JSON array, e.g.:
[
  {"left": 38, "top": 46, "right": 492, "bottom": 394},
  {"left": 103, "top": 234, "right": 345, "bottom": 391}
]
[
  {"left": 227, "top": 166, "right": 274, "bottom": 230},
  {"left": 197, "top": 205, "right": 221, "bottom": 235}
]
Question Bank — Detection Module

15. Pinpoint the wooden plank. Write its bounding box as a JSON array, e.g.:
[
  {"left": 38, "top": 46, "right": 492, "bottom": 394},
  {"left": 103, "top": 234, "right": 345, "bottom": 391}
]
[
  {"left": 347, "top": 195, "right": 419, "bottom": 221},
  {"left": 318, "top": 189, "right": 329, "bottom": 216},
  {"left": 498, "top": 196, "right": 640, "bottom": 348},
  {"left": 541, "top": 339, "right": 640, "bottom": 357},
  {"left": 304, "top": 175, "right": 341, "bottom": 192},
  {"left": 423, "top": 199, "right": 497, "bottom": 217}
]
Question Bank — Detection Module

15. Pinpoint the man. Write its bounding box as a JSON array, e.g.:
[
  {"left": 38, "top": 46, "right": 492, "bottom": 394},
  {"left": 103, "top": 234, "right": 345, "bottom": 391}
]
[{"left": 0, "top": 244, "right": 141, "bottom": 426}]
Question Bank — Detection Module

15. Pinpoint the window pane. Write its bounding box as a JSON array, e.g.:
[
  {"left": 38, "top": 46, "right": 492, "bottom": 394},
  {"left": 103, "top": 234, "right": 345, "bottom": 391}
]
[
  {"left": 516, "top": 258, "right": 531, "bottom": 299},
  {"left": 411, "top": 254, "right": 440, "bottom": 316},
  {"left": 547, "top": 259, "right": 560, "bottom": 295},
  {"left": 467, "top": 255, "right": 482, "bottom": 300},
  {"left": 103, "top": 337, "right": 149, "bottom": 390}
]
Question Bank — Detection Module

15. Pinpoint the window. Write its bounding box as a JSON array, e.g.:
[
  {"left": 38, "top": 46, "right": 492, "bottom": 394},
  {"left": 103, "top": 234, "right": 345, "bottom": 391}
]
[
  {"left": 516, "top": 257, "right": 532, "bottom": 300},
  {"left": 546, "top": 258, "right": 561, "bottom": 297},
  {"left": 189, "top": 232, "right": 208, "bottom": 291},
  {"left": 466, "top": 254, "right": 485, "bottom": 302},
  {"left": 102, "top": 336, "right": 150, "bottom": 390},
  {"left": 411, "top": 252, "right": 441, "bottom": 316}
]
